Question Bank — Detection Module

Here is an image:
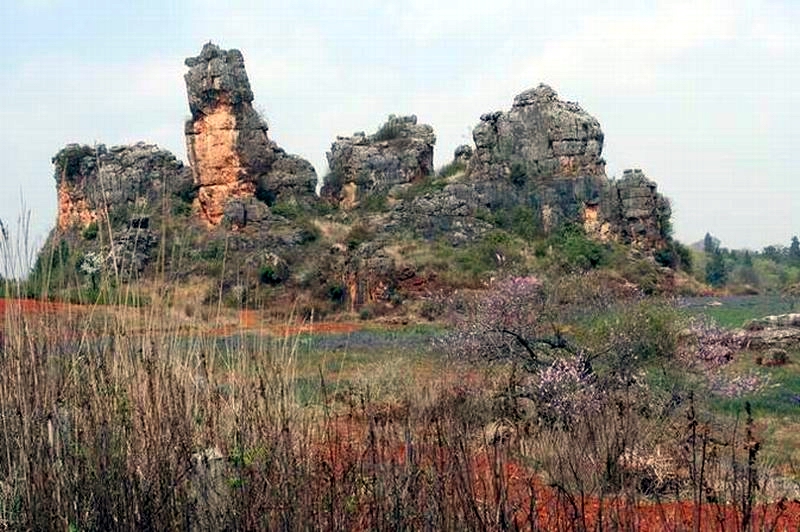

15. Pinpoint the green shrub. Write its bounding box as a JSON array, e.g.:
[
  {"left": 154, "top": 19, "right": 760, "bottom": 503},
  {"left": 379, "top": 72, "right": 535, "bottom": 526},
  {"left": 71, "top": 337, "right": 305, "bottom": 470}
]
[
  {"left": 492, "top": 206, "right": 542, "bottom": 241},
  {"left": 448, "top": 230, "right": 523, "bottom": 278},
  {"left": 509, "top": 161, "right": 527, "bottom": 187},
  {"left": 259, "top": 266, "right": 282, "bottom": 286},
  {"left": 547, "top": 224, "right": 609, "bottom": 271},
  {"left": 82, "top": 222, "right": 99, "bottom": 241},
  {"left": 372, "top": 115, "right": 404, "bottom": 141},
  {"left": 327, "top": 283, "right": 346, "bottom": 304},
  {"left": 359, "top": 193, "right": 387, "bottom": 212},
  {"left": 393, "top": 177, "right": 447, "bottom": 201},
  {"left": 437, "top": 160, "right": 466, "bottom": 179},
  {"left": 271, "top": 201, "right": 302, "bottom": 219}
]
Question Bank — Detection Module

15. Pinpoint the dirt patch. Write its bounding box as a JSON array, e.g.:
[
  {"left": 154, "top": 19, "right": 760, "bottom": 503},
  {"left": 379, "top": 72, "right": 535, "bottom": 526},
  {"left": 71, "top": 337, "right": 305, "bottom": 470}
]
[{"left": 0, "top": 298, "right": 82, "bottom": 316}]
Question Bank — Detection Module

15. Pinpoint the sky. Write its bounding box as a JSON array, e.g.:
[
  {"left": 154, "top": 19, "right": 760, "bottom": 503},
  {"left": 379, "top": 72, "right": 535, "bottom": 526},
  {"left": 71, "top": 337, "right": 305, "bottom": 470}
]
[{"left": 1, "top": 0, "right": 798, "bottom": 253}]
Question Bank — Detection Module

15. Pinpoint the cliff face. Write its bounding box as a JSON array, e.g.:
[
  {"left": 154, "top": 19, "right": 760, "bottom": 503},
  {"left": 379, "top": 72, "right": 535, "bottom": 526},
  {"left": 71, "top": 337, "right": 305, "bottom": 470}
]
[
  {"left": 53, "top": 142, "right": 190, "bottom": 232},
  {"left": 184, "top": 43, "right": 317, "bottom": 226},
  {"left": 469, "top": 84, "right": 605, "bottom": 181},
  {"left": 454, "top": 84, "right": 608, "bottom": 233},
  {"left": 599, "top": 169, "right": 672, "bottom": 249}
]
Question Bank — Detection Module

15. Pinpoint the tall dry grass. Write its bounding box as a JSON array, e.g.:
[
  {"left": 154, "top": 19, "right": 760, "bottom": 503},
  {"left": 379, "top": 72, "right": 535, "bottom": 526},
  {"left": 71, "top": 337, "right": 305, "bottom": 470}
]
[{"left": 0, "top": 215, "right": 797, "bottom": 530}]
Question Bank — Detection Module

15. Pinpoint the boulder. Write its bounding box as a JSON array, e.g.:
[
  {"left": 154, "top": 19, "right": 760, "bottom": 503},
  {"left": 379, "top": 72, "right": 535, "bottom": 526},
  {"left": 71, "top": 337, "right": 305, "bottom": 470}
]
[{"left": 736, "top": 314, "right": 800, "bottom": 350}]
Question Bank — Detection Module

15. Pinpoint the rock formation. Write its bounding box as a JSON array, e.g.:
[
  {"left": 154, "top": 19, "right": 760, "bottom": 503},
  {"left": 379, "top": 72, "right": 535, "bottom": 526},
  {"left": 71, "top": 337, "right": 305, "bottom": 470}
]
[
  {"left": 184, "top": 43, "right": 317, "bottom": 226},
  {"left": 597, "top": 169, "right": 672, "bottom": 249},
  {"left": 469, "top": 84, "right": 605, "bottom": 181},
  {"left": 322, "top": 115, "right": 435, "bottom": 208},
  {"left": 51, "top": 142, "right": 192, "bottom": 276},
  {"left": 53, "top": 142, "right": 190, "bottom": 231},
  {"left": 457, "top": 84, "right": 608, "bottom": 232},
  {"left": 41, "top": 42, "right": 683, "bottom": 310}
]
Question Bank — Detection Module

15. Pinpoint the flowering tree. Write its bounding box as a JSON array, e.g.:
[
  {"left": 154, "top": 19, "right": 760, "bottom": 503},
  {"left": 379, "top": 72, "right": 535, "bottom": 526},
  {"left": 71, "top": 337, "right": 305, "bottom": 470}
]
[{"left": 447, "top": 276, "right": 584, "bottom": 372}]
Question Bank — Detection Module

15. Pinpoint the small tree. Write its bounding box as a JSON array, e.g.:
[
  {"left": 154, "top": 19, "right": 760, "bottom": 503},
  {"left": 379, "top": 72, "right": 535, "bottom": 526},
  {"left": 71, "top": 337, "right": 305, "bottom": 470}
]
[
  {"left": 705, "top": 250, "right": 728, "bottom": 288},
  {"left": 789, "top": 236, "right": 800, "bottom": 265},
  {"left": 703, "top": 232, "right": 719, "bottom": 254}
]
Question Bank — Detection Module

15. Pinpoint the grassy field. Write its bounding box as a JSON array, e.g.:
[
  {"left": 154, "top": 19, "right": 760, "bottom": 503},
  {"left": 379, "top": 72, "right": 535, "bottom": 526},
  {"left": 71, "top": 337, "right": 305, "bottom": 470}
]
[{"left": 680, "top": 294, "right": 800, "bottom": 328}]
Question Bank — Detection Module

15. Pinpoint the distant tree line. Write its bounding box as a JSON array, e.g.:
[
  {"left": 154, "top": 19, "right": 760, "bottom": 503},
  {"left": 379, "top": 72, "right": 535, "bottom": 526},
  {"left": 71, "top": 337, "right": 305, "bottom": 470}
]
[{"left": 702, "top": 232, "right": 800, "bottom": 291}]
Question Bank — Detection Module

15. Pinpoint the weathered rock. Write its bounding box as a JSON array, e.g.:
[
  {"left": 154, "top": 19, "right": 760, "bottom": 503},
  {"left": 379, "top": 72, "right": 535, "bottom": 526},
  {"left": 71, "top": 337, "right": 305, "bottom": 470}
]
[
  {"left": 322, "top": 115, "right": 435, "bottom": 208},
  {"left": 733, "top": 313, "right": 800, "bottom": 350},
  {"left": 110, "top": 223, "right": 159, "bottom": 279},
  {"left": 468, "top": 84, "right": 605, "bottom": 181},
  {"left": 49, "top": 142, "right": 192, "bottom": 278},
  {"left": 386, "top": 183, "right": 493, "bottom": 243},
  {"left": 52, "top": 142, "right": 191, "bottom": 231},
  {"left": 593, "top": 169, "right": 672, "bottom": 248},
  {"left": 344, "top": 241, "right": 397, "bottom": 309},
  {"left": 457, "top": 85, "right": 671, "bottom": 249},
  {"left": 453, "top": 145, "right": 473, "bottom": 165},
  {"left": 184, "top": 43, "right": 317, "bottom": 226},
  {"left": 459, "top": 84, "right": 608, "bottom": 232}
]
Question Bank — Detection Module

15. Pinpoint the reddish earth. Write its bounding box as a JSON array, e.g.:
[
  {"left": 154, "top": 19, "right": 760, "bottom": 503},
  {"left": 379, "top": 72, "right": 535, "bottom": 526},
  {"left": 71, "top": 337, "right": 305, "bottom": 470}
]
[
  {"left": 314, "top": 421, "right": 800, "bottom": 531},
  {"left": 0, "top": 298, "right": 83, "bottom": 316},
  {"left": 1, "top": 298, "right": 364, "bottom": 338}
]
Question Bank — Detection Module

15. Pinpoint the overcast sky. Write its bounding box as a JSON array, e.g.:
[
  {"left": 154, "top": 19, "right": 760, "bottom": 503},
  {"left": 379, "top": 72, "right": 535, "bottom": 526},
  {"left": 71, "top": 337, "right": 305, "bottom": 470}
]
[{"left": 1, "top": 0, "right": 798, "bottom": 252}]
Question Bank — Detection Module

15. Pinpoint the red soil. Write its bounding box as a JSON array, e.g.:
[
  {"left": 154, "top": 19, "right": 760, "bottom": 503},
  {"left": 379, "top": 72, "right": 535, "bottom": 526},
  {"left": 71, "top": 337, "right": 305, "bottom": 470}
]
[
  {"left": 308, "top": 414, "right": 800, "bottom": 531},
  {"left": 0, "top": 297, "right": 82, "bottom": 316}
]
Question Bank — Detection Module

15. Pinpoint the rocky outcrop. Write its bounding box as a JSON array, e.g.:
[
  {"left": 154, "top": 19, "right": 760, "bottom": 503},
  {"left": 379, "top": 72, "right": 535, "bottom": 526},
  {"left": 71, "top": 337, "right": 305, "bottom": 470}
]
[
  {"left": 595, "top": 169, "right": 672, "bottom": 249},
  {"left": 469, "top": 84, "right": 605, "bottom": 181},
  {"left": 454, "top": 84, "right": 670, "bottom": 248},
  {"left": 53, "top": 142, "right": 191, "bottom": 231},
  {"left": 51, "top": 142, "right": 192, "bottom": 276},
  {"left": 456, "top": 85, "right": 608, "bottom": 232},
  {"left": 184, "top": 43, "right": 317, "bottom": 226},
  {"left": 322, "top": 115, "right": 435, "bottom": 208},
  {"left": 739, "top": 314, "right": 800, "bottom": 351}
]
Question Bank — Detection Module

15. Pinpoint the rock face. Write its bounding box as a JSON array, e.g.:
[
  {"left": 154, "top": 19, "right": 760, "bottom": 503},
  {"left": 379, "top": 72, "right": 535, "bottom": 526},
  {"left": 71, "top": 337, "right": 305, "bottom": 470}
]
[
  {"left": 322, "top": 115, "right": 435, "bottom": 208},
  {"left": 469, "top": 84, "right": 605, "bottom": 181},
  {"left": 457, "top": 84, "right": 669, "bottom": 247},
  {"left": 184, "top": 43, "right": 317, "bottom": 226},
  {"left": 53, "top": 142, "right": 190, "bottom": 231},
  {"left": 51, "top": 142, "right": 192, "bottom": 276},
  {"left": 458, "top": 84, "right": 608, "bottom": 233},
  {"left": 597, "top": 169, "right": 672, "bottom": 249}
]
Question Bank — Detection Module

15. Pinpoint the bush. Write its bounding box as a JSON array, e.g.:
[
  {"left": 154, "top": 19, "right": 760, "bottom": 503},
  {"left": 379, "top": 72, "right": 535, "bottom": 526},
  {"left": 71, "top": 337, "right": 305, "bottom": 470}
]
[
  {"left": 547, "top": 223, "right": 609, "bottom": 271},
  {"left": 491, "top": 205, "right": 542, "bottom": 241},
  {"left": 82, "top": 222, "right": 99, "bottom": 241},
  {"left": 346, "top": 223, "right": 374, "bottom": 250},
  {"left": 327, "top": 283, "right": 346, "bottom": 304},
  {"left": 437, "top": 160, "right": 466, "bottom": 179},
  {"left": 259, "top": 266, "right": 282, "bottom": 286},
  {"left": 372, "top": 114, "right": 405, "bottom": 141}
]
